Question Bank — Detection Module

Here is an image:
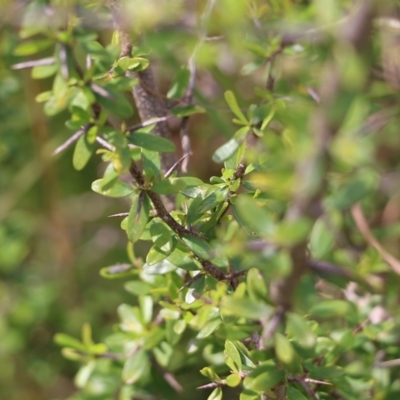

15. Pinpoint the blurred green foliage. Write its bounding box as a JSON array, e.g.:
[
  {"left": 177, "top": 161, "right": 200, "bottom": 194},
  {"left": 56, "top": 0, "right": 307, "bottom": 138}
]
[{"left": 3, "top": 0, "right": 400, "bottom": 399}]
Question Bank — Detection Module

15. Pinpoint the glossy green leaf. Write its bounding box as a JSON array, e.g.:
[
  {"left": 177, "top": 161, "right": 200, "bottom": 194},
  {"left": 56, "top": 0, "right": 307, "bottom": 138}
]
[
  {"left": 73, "top": 132, "right": 96, "bottom": 171},
  {"left": 91, "top": 179, "right": 134, "bottom": 198},
  {"left": 200, "top": 367, "right": 222, "bottom": 382},
  {"left": 182, "top": 235, "right": 213, "bottom": 260},
  {"left": 212, "top": 139, "right": 241, "bottom": 163},
  {"left": 143, "top": 259, "right": 176, "bottom": 274},
  {"left": 226, "top": 373, "right": 242, "bottom": 387},
  {"left": 118, "top": 304, "right": 144, "bottom": 333},
  {"left": 224, "top": 90, "right": 248, "bottom": 123},
  {"left": 122, "top": 348, "right": 150, "bottom": 384},
  {"left": 146, "top": 245, "right": 169, "bottom": 266},
  {"left": 75, "top": 361, "right": 95, "bottom": 388},
  {"left": 197, "top": 318, "right": 222, "bottom": 339},
  {"left": 128, "top": 132, "right": 176, "bottom": 152},
  {"left": 127, "top": 193, "right": 150, "bottom": 242},
  {"left": 207, "top": 387, "right": 223, "bottom": 400},
  {"left": 225, "top": 340, "right": 242, "bottom": 371}
]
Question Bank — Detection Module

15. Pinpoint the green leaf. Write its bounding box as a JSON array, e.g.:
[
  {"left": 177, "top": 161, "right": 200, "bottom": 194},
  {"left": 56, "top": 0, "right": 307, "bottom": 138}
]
[
  {"left": 225, "top": 340, "right": 242, "bottom": 372},
  {"left": 80, "top": 40, "right": 111, "bottom": 61},
  {"left": 54, "top": 333, "right": 86, "bottom": 351},
  {"left": 182, "top": 234, "right": 213, "bottom": 260},
  {"left": 244, "top": 364, "right": 284, "bottom": 392},
  {"left": 128, "top": 132, "right": 176, "bottom": 152},
  {"left": 233, "top": 195, "right": 276, "bottom": 239},
  {"left": 91, "top": 179, "right": 134, "bottom": 198},
  {"left": 152, "top": 178, "right": 187, "bottom": 194},
  {"left": 309, "top": 218, "right": 335, "bottom": 259},
  {"left": 115, "top": 56, "right": 149, "bottom": 72},
  {"left": 122, "top": 348, "right": 150, "bottom": 384},
  {"left": 142, "top": 148, "right": 161, "bottom": 179},
  {"left": 170, "top": 104, "right": 206, "bottom": 117},
  {"left": 31, "top": 63, "right": 58, "bottom": 79},
  {"left": 224, "top": 90, "right": 248, "bottom": 124},
  {"left": 94, "top": 86, "right": 133, "bottom": 118},
  {"left": 309, "top": 300, "right": 357, "bottom": 320},
  {"left": 167, "top": 244, "right": 201, "bottom": 271},
  {"left": 275, "top": 333, "right": 295, "bottom": 365},
  {"left": 287, "top": 386, "right": 308, "bottom": 400},
  {"left": 143, "top": 259, "right": 176, "bottom": 274},
  {"left": 221, "top": 297, "right": 272, "bottom": 319},
  {"left": 149, "top": 221, "right": 174, "bottom": 254},
  {"left": 247, "top": 268, "right": 268, "bottom": 301},
  {"left": 118, "top": 304, "right": 144, "bottom": 333},
  {"left": 146, "top": 245, "right": 169, "bottom": 265},
  {"left": 197, "top": 318, "right": 222, "bottom": 339},
  {"left": 226, "top": 373, "right": 242, "bottom": 387},
  {"left": 14, "top": 39, "right": 53, "bottom": 56},
  {"left": 72, "top": 132, "right": 96, "bottom": 171},
  {"left": 167, "top": 66, "right": 190, "bottom": 99},
  {"left": 75, "top": 361, "right": 95, "bottom": 388},
  {"left": 124, "top": 281, "right": 152, "bottom": 296},
  {"left": 212, "top": 139, "right": 241, "bottom": 163},
  {"left": 286, "top": 313, "right": 316, "bottom": 349},
  {"left": 207, "top": 387, "right": 223, "bottom": 400},
  {"left": 127, "top": 193, "right": 150, "bottom": 242},
  {"left": 35, "top": 90, "right": 53, "bottom": 103},
  {"left": 200, "top": 367, "right": 222, "bottom": 382},
  {"left": 239, "top": 389, "right": 260, "bottom": 400}
]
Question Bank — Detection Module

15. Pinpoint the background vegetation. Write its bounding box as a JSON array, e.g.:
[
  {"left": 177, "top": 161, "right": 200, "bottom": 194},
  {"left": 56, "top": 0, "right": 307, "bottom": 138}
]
[{"left": 2, "top": 1, "right": 400, "bottom": 399}]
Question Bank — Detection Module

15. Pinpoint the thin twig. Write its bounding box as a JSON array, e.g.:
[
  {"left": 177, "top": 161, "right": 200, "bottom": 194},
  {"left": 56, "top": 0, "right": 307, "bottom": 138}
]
[
  {"left": 12, "top": 57, "right": 55, "bottom": 70},
  {"left": 96, "top": 136, "right": 114, "bottom": 151},
  {"left": 108, "top": 212, "right": 129, "bottom": 218},
  {"left": 128, "top": 162, "right": 202, "bottom": 238},
  {"left": 259, "top": 306, "right": 285, "bottom": 350},
  {"left": 52, "top": 125, "right": 90, "bottom": 156},
  {"left": 178, "top": 272, "right": 204, "bottom": 293},
  {"left": 165, "top": 154, "right": 190, "bottom": 178},
  {"left": 126, "top": 115, "right": 173, "bottom": 133},
  {"left": 289, "top": 377, "right": 318, "bottom": 400},
  {"left": 197, "top": 382, "right": 224, "bottom": 390},
  {"left": 351, "top": 202, "right": 400, "bottom": 276},
  {"left": 152, "top": 357, "right": 183, "bottom": 393},
  {"left": 375, "top": 358, "right": 400, "bottom": 368}
]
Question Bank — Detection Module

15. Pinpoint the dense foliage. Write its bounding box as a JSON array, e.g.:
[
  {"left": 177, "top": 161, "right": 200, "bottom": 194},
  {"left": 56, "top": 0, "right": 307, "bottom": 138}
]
[{"left": 3, "top": 0, "right": 400, "bottom": 399}]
